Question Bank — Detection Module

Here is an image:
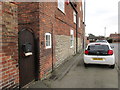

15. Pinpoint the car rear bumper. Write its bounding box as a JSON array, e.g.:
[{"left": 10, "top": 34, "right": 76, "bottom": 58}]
[{"left": 84, "top": 54, "right": 115, "bottom": 65}]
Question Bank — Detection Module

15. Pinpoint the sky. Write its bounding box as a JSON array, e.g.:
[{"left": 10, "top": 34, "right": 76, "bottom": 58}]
[{"left": 85, "top": 0, "right": 119, "bottom": 37}]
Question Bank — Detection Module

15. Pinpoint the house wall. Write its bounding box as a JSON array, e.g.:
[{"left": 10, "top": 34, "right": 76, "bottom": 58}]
[
  {"left": 55, "top": 35, "right": 76, "bottom": 67},
  {"left": 54, "top": 2, "right": 76, "bottom": 66},
  {"left": 39, "top": 2, "right": 84, "bottom": 78},
  {"left": 77, "top": 2, "right": 84, "bottom": 52},
  {"left": 0, "top": 2, "right": 19, "bottom": 89},
  {"left": 39, "top": 2, "right": 56, "bottom": 79},
  {"left": 0, "top": 2, "right": 84, "bottom": 88},
  {"left": 18, "top": 2, "right": 39, "bottom": 35},
  {"left": 53, "top": 2, "right": 83, "bottom": 68}
]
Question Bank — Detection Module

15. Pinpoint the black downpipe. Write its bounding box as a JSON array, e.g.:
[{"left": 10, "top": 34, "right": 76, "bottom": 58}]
[
  {"left": 34, "top": 37, "right": 40, "bottom": 80},
  {"left": 51, "top": 22, "right": 54, "bottom": 72},
  {"left": 76, "top": 13, "right": 78, "bottom": 53}
]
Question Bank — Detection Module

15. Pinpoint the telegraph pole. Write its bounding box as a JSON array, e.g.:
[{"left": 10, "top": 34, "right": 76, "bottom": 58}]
[{"left": 104, "top": 27, "right": 106, "bottom": 37}]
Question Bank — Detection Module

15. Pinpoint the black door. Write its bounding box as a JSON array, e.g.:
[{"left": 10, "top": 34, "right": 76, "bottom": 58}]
[{"left": 19, "top": 29, "right": 36, "bottom": 87}]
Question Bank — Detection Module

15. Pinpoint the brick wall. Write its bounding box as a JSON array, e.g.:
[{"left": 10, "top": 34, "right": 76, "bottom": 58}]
[
  {"left": 0, "top": 2, "right": 84, "bottom": 88},
  {"left": 54, "top": 2, "right": 83, "bottom": 67},
  {"left": 0, "top": 2, "right": 19, "bottom": 89},
  {"left": 0, "top": 3, "right": 2, "bottom": 89},
  {"left": 18, "top": 2, "right": 39, "bottom": 35},
  {"left": 39, "top": 2, "right": 84, "bottom": 77},
  {"left": 39, "top": 2, "right": 56, "bottom": 79}
]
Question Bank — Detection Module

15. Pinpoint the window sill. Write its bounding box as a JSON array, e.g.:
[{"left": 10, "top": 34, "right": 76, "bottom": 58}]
[
  {"left": 70, "top": 46, "right": 74, "bottom": 48},
  {"left": 45, "top": 46, "right": 51, "bottom": 49},
  {"left": 58, "top": 8, "right": 66, "bottom": 15}
]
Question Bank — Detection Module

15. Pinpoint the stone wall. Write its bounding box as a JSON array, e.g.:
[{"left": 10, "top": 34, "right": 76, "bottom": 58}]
[
  {"left": 77, "top": 37, "right": 83, "bottom": 52},
  {"left": 55, "top": 35, "right": 76, "bottom": 67}
]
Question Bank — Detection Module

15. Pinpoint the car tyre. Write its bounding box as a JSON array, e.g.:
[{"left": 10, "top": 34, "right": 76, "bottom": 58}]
[
  {"left": 84, "top": 63, "right": 88, "bottom": 67},
  {"left": 109, "top": 64, "right": 115, "bottom": 69}
]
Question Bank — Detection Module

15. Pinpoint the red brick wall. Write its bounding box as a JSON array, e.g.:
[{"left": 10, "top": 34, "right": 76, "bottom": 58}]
[
  {"left": 55, "top": 2, "right": 76, "bottom": 36},
  {"left": 18, "top": 2, "right": 39, "bottom": 36},
  {"left": 39, "top": 2, "right": 56, "bottom": 79},
  {"left": 77, "top": 2, "right": 83, "bottom": 38},
  {"left": 39, "top": 2, "right": 84, "bottom": 78},
  {"left": 0, "top": 2, "right": 84, "bottom": 88},
  {"left": 0, "top": 2, "right": 19, "bottom": 89}
]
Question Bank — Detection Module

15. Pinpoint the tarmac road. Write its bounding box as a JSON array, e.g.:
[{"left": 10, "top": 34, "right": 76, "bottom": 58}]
[{"left": 44, "top": 43, "right": 118, "bottom": 88}]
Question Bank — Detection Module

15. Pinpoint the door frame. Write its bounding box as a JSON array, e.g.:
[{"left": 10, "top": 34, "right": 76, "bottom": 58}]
[{"left": 18, "top": 28, "right": 40, "bottom": 88}]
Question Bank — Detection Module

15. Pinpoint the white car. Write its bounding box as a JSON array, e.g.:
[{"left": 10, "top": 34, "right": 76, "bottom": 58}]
[
  {"left": 84, "top": 42, "right": 115, "bottom": 68},
  {"left": 96, "top": 40, "right": 108, "bottom": 43}
]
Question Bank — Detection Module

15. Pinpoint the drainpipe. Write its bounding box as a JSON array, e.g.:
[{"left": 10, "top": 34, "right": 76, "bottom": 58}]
[
  {"left": 51, "top": 22, "right": 54, "bottom": 72},
  {"left": 76, "top": 12, "right": 78, "bottom": 53}
]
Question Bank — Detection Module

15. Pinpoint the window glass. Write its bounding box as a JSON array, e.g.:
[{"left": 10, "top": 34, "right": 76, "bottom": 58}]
[
  {"left": 58, "top": 0, "right": 65, "bottom": 13},
  {"left": 73, "top": 11, "right": 76, "bottom": 23},
  {"left": 88, "top": 45, "right": 109, "bottom": 51},
  {"left": 45, "top": 33, "right": 51, "bottom": 49},
  {"left": 79, "top": 17, "right": 80, "bottom": 27},
  {"left": 70, "top": 30, "right": 74, "bottom": 48}
]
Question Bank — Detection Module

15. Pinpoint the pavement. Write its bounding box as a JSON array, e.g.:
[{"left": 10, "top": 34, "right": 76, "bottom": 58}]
[{"left": 25, "top": 51, "right": 83, "bottom": 88}]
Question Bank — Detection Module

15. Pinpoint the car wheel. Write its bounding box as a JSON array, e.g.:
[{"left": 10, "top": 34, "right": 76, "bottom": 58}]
[
  {"left": 109, "top": 64, "right": 115, "bottom": 69},
  {"left": 84, "top": 63, "right": 88, "bottom": 67}
]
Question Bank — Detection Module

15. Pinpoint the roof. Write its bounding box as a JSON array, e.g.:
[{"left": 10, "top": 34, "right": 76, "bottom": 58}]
[
  {"left": 87, "top": 42, "right": 110, "bottom": 46},
  {"left": 110, "top": 34, "right": 120, "bottom": 37}
]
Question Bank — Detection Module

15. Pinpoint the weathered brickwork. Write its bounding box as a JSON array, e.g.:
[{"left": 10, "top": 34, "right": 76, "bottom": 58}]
[
  {"left": 18, "top": 2, "right": 39, "bottom": 35},
  {"left": 39, "top": 2, "right": 56, "bottom": 79},
  {"left": 0, "top": 2, "right": 19, "bottom": 89},
  {"left": 53, "top": 2, "right": 83, "bottom": 68}
]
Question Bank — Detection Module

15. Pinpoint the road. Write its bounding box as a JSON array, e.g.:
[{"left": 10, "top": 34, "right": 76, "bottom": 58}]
[{"left": 44, "top": 43, "right": 118, "bottom": 88}]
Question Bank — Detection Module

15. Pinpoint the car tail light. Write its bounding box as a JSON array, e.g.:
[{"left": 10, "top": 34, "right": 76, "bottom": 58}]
[
  {"left": 85, "top": 50, "right": 89, "bottom": 54},
  {"left": 95, "top": 44, "right": 100, "bottom": 45},
  {"left": 107, "top": 50, "right": 113, "bottom": 55}
]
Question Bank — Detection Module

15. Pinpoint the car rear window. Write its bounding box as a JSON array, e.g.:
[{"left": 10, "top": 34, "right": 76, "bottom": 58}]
[
  {"left": 87, "top": 44, "right": 110, "bottom": 55},
  {"left": 96, "top": 41, "right": 107, "bottom": 42},
  {"left": 88, "top": 45, "right": 109, "bottom": 51}
]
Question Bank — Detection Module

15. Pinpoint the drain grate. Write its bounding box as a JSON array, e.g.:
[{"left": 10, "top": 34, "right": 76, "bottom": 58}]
[{"left": 49, "top": 74, "right": 58, "bottom": 80}]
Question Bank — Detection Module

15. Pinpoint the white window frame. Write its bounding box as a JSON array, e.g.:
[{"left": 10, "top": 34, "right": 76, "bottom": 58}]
[
  {"left": 79, "top": 17, "right": 81, "bottom": 28},
  {"left": 73, "top": 11, "right": 76, "bottom": 23},
  {"left": 70, "top": 30, "right": 74, "bottom": 48},
  {"left": 80, "top": 6, "right": 81, "bottom": 11},
  {"left": 45, "top": 33, "right": 52, "bottom": 49},
  {"left": 58, "top": 0, "right": 65, "bottom": 13}
]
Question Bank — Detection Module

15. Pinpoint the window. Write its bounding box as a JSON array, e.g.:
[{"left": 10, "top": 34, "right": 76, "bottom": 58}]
[
  {"left": 87, "top": 45, "right": 109, "bottom": 55},
  {"left": 80, "top": 6, "right": 81, "bottom": 11},
  {"left": 79, "top": 17, "right": 81, "bottom": 28},
  {"left": 73, "top": 11, "right": 76, "bottom": 23},
  {"left": 70, "top": 30, "right": 74, "bottom": 48},
  {"left": 45, "top": 33, "right": 51, "bottom": 49},
  {"left": 88, "top": 45, "right": 109, "bottom": 51},
  {"left": 58, "top": 0, "right": 65, "bottom": 13}
]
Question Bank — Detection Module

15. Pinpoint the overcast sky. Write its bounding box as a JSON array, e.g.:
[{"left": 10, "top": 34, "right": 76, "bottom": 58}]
[{"left": 85, "top": 0, "right": 119, "bottom": 37}]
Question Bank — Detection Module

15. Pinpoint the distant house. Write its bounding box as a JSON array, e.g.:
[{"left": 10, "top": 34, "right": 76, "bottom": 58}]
[
  {"left": 87, "top": 34, "right": 97, "bottom": 42},
  {"left": 109, "top": 33, "right": 120, "bottom": 42}
]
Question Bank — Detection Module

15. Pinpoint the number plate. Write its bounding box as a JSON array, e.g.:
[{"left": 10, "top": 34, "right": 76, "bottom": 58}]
[{"left": 92, "top": 58, "right": 104, "bottom": 60}]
